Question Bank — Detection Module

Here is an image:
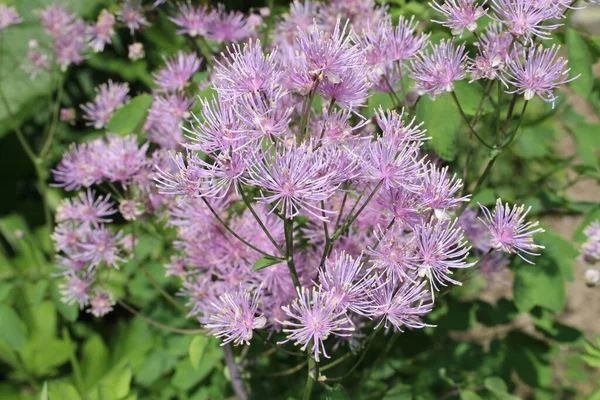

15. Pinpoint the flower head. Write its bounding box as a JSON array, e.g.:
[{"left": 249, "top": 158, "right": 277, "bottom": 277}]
[
  {"left": 430, "top": 0, "right": 487, "bottom": 36},
  {"left": 117, "top": 0, "right": 148, "bottom": 34},
  {"left": 478, "top": 199, "right": 545, "bottom": 263},
  {"left": 90, "top": 9, "right": 116, "bottom": 52},
  {"left": 490, "top": 0, "right": 560, "bottom": 41},
  {"left": 170, "top": 1, "right": 211, "bottom": 37},
  {"left": 0, "top": 5, "right": 21, "bottom": 31},
  {"left": 410, "top": 40, "right": 467, "bottom": 98},
  {"left": 154, "top": 52, "right": 201, "bottom": 93},
  {"left": 87, "top": 290, "right": 115, "bottom": 317},
  {"left": 81, "top": 81, "right": 130, "bottom": 129}
]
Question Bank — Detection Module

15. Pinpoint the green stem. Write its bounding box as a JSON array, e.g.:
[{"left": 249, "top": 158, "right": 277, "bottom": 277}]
[
  {"left": 239, "top": 185, "right": 285, "bottom": 255},
  {"left": 117, "top": 300, "right": 206, "bottom": 334},
  {"left": 332, "top": 180, "right": 383, "bottom": 241},
  {"left": 39, "top": 75, "right": 64, "bottom": 158},
  {"left": 284, "top": 218, "right": 301, "bottom": 288},
  {"left": 303, "top": 357, "right": 318, "bottom": 400},
  {"left": 451, "top": 91, "right": 495, "bottom": 150},
  {"left": 297, "top": 80, "right": 320, "bottom": 145}
]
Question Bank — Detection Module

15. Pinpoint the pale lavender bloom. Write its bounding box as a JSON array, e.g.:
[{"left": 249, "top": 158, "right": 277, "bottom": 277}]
[
  {"left": 503, "top": 45, "right": 576, "bottom": 107},
  {"left": 371, "top": 277, "right": 433, "bottom": 332},
  {"left": 490, "top": 0, "right": 560, "bottom": 41},
  {"left": 52, "top": 224, "right": 88, "bottom": 254},
  {"left": 214, "top": 40, "right": 283, "bottom": 101},
  {"left": 368, "top": 226, "right": 417, "bottom": 280},
  {"left": 90, "top": 9, "right": 116, "bottom": 52},
  {"left": 375, "top": 108, "right": 428, "bottom": 144},
  {"left": 145, "top": 93, "right": 193, "bottom": 149},
  {"left": 410, "top": 40, "right": 467, "bottom": 99},
  {"left": 206, "top": 4, "right": 251, "bottom": 43},
  {"left": 314, "top": 107, "right": 366, "bottom": 146},
  {"left": 56, "top": 189, "right": 116, "bottom": 228},
  {"left": 206, "top": 286, "right": 267, "bottom": 346},
  {"left": 128, "top": 42, "right": 145, "bottom": 61},
  {"left": 430, "top": 0, "right": 487, "bottom": 36},
  {"left": 279, "top": 287, "right": 354, "bottom": 361},
  {"left": 155, "top": 152, "right": 204, "bottom": 197},
  {"left": 318, "top": 252, "right": 377, "bottom": 316},
  {"left": 170, "top": 1, "right": 211, "bottom": 37},
  {"left": 584, "top": 221, "right": 600, "bottom": 241},
  {"left": 248, "top": 145, "right": 339, "bottom": 221},
  {"left": 119, "top": 200, "right": 143, "bottom": 221},
  {"left": 154, "top": 52, "right": 201, "bottom": 93},
  {"left": 61, "top": 273, "right": 94, "bottom": 309},
  {"left": 52, "top": 141, "right": 106, "bottom": 191},
  {"left": 40, "top": 4, "right": 75, "bottom": 36},
  {"left": 373, "top": 188, "right": 422, "bottom": 229},
  {"left": 117, "top": 0, "right": 148, "bottom": 35},
  {"left": 235, "top": 91, "right": 293, "bottom": 141},
  {"left": 581, "top": 221, "right": 600, "bottom": 263},
  {"left": 320, "top": 0, "right": 386, "bottom": 34},
  {"left": 479, "top": 251, "right": 510, "bottom": 285},
  {"left": 413, "top": 220, "right": 473, "bottom": 295},
  {"left": 478, "top": 199, "right": 545, "bottom": 263},
  {"left": 469, "top": 22, "right": 515, "bottom": 81},
  {"left": 388, "top": 16, "right": 430, "bottom": 64},
  {"left": 81, "top": 81, "right": 130, "bottom": 129},
  {"left": 24, "top": 40, "right": 50, "bottom": 79},
  {"left": 77, "top": 226, "right": 124, "bottom": 269},
  {"left": 319, "top": 65, "right": 372, "bottom": 109},
  {"left": 272, "top": 0, "right": 320, "bottom": 47},
  {"left": 101, "top": 135, "right": 149, "bottom": 184},
  {"left": 0, "top": 5, "right": 21, "bottom": 31},
  {"left": 362, "top": 138, "right": 422, "bottom": 192},
  {"left": 87, "top": 290, "right": 115, "bottom": 317},
  {"left": 53, "top": 19, "right": 89, "bottom": 70},
  {"left": 584, "top": 269, "right": 600, "bottom": 287},
  {"left": 457, "top": 208, "right": 490, "bottom": 251},
  {"left": 418, "top": 164, "right": 470, "bottom": 217}
]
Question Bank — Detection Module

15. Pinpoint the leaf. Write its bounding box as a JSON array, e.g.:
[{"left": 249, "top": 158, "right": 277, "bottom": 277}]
[
  {"left": 81, "top": 335, "right": 109, "bottom": 390},
  {"left": 107, "top": 94, "right": 153, "bottom": 136},
  {"left": 325, "top": 384, "right": 351, "bottom": 400},
  {"left": 566, "top": 28, "right": 594, "bottom": 99},
  {"left": 49, "top": 281, "right": 78, "bottom": 322},
  {"left": 189, "top": 336, "right": 209, "bottom": 370},
  {"left": 513, "top": 257, "right": 565, "bottom": 313},
  {"left": 0, "top": 305, "right": 27, "bottom": 351},
  {"left": 416, "top": 94, "right": 461, "bottom": 161},
  {"left": 40, "top": 382, "right": 48, "bottom": 400},
  {"left": 252, "top": 256, "right": 283, "bottom": 272},
  {"left": 514, "top": 126, "right": 554, "bottom": 160},
  {"left": 566, "top": 122, "right": 600, "bottom": 168},
  {"left": 453, "top": 80, "right": 493, "bottom": 116},
  {"left": 460, "top": 391, "right": 482, "bottom": 400},
  {"left": 48, "top": 382, "right": 80, "bottom": 400},
  {"left": 484, "top": 377, "right": 507, "bottom": 394},
  {"left": 536, "top": 228, "right": 577, "bottom": 282}
]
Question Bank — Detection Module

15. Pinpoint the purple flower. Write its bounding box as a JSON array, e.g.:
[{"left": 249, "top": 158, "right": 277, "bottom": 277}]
[
  {"left": 56, "top": 189, "right": 116, "bottom": 228},
  {"left": 90, "top": 9, "right": 116, "bottom": 52},
  {"left": 388, "top": 16, "right": 430, "bottom": 64},
  {"left": 206, "top": 286, "right": 267, "bottom": 346},
  {"left": 119, "top": 200, "right": 143, "bottom": 221},
  {"left": 52, "top": 141, "right": 106, "bottom": 191},
  {"left": 128, "top": 42, "right": 145, "bottom": 61},
  {"left": 413, "top": 220, "right": 473, "bottom": 295},
  {"left": 418, "top": 164, "right": 470, "bottom": 217},
  {"left": 61, "top": 273, "right": 94, "bottom": 309},
  {"left": 478, "top": 199, "right": 545, "bottom": 263},
  {"left": 279, "top": 287, "right": 354, "bottom": 361},
  {"left": 370, "top": 276, "right": 433, "bottom": 332},
  {"left": 40, "top": 4, "right": 74, "bottom": 36},
  {"left": 362, "top": 138, "right": 422, "bottom": 192},
  {"left": 248, "top": 144, "right": 340, "bottom": 221},
  {"left": 153, "top": 52, "right": 201, "bottom": 93},
  {"left": 87, "top": 290, "right": 115, "bottom": 317},
  {"left": 0, "top": 5, "right": 21, "bottom": 31},
  {"left": 52, "top": 19, "right": 89, "bottom": 70},
  {"left": 145, "top": 93, "right": 193, "bottom": 148},
  {"left": 169, "top": 1, "right": 210, "bottom": 37},
  {"left": 81, "top": 81, "right": 130, "bottom": 129},
  {"left": 375, "top": 108, "right": 428, "bottom": 144},
  {"left": 273, "top": 0, "right": 320, "bottom": 47},
  {"left": 457, "top": 207, "right": 490, "bottom": 251},
  {"left": 503, "top": 45, "right": 576, "bottom": 107},
  {"left": 318, "top": 252, "right": 376, "bottom": 317},
  {"left": 410, "top": 40, "right": 467, "bottom": 99},
  {"left": 24, "top": 40, "right": 50, "bottom": 79},
  {"left": 77, "top": 226, "right": 124, "bottom": 269},
  {"left": 117, "top": 0, "right": 148, "bottom": 35},
  {"left": 373, "top": 188, "right": 422, "bottom": 229},
  {"left": 101, "top": 135, "right": 149, "bottom": 184},
  {"left": 369, "top": 226, "right": 417, "bottom": 280},
  {"left": 469, "top": 22, "right": 515, "bottom": 81},
  {"left": 205, "top": 4, "right": 251, "bottom": 44},
  {"left": 60, "top": 108, "right": 76, "bottom": 125},
  {"left": 490, "top": 0, "right": 561, "bottom": 41},
  {"left": 430, "top": 0, "right": 487, "bottom": 36}
]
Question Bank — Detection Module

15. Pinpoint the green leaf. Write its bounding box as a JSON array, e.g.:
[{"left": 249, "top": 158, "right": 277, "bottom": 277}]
[
  {"left": 484, "top": 377, "right": 508, "bottom": 394},
  {"left": 107, "top": 95, "right": 153, "bottom": 136},
  {"left": 574, "top": 206, "right": 600, "bottom": 243},
  {"left": 536, "top": 228, "right": 577, "bottom": 282},
  {"left": 325, "top": 384, "right": 350, "bottom": 400},
  {"left": 566, "top": 122, "right": 600, "bottom": 168},
  {"left": 0, "top": 305, "right": 26, "bottom": 351},
  {"left": 48, "top": 381, "right": 80, "bottom": 400},
  {"left": 81, "top": 335, "right": 109, "bottom": 390},
  {"left": 416, "top": 94, "right": 461, "bottom": 161},
  {"left": 460, "top": 391, "right": 482, "bottom": 400},
  {"left": 40, "top": 382, "right": 48, "bottom": 400},
  {"left": 566, "top": 28, "right": 594, "bottom": 99},
  {"left": 189, "top": 336, "right": 209, "bottom": 370},
  {"left": 252, "top": 256, "right": 283, "bottom": 272},
  {"left": 514, "top": 126, "right": 554, "bottom": 160},
  {"left": 513, "top": 257, "right": 565, "bottom": 313},
  {"left": 454, "top": 80, "right": 493, "bottom": 116},
  {"left": 49, "top": 282, "right": 78, "bottom": 322}
]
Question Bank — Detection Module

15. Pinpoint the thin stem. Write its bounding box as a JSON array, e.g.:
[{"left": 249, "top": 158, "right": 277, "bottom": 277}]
[
  {"left": 241, "top": 347, "right": 277, "bottom": 368},
  {"left": 334, "top": 190, "right": 349, "bottom": 232},
  {"left": 239, "top": 185, "right": 285, "bottom": 255},
  {"left": 63, "top": 327, "right": 87, "bottom": 400},
  {"left": 451, "top": 91, "right": 495, "bottom": 150},
  {"left": 382, "top": 75, "right": 402, "bottom": 108},
  {"left": 332, "top": 180, "right": 384, "bottom": 241},
  {"left": 297, "top": 80, "right": 320, "bottom": 144},
  {"left": 284, "top": 218, "right": 301, "bottom": 288},
  {"left": 201, "top": 197, "right": 281, "bottom": 259},
  {"left": 39, "top": 75, "right": 64, "bottom": 158},
  {"left": 321, "top": 326, "right": 380, "bottom": 372},
  {"left": 223, "top": 344, "right": 248, "bottom": 400},
  {"left": 255, "top": 330, "right": 304, "bottom": 356},
  {"left": 499, "top": 100, "right": 529, "bottom": 149},
  {"left": 117, "top": 300, "right": 207, "bottom": 334},
  {"left": 303, "top": 357, "right": 318, "bottom": 400},
  {"left": 255, "top": 360, "right": 308, "bottom": 377},
  {"left": 498, "top": 94, "right": 519, "bottom": 145}
]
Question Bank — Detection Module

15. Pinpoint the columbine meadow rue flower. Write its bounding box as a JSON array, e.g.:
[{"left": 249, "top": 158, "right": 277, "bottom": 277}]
[
  {"left": 56, "top": 189, "right": 116, "bottom": 228},
  {"left": 273, "top": 0, "right": 320, "bottom": 47},
  {"left": 0, "top": 5, "right": 21, "bottom": 31},
  {"left": 318, "top": 252, "right": 377, "bottom": 317},
  {"left": 430, "top": 0, "right": 488, "bottom": 36},
  {"left": 61, "top": 273, "right": 94, "bottom": 309},
  {"left": 81, "top": 81, "right": 130, "bottom": 129},
  {"left": 128, "top": 42, "right": 145, "bottom": 61},
  {"left": 279, "top": 287, "right": 354, "bottom": 361},
  {"left": 90, "top": 9, "right": 116, "bottom": 52},
  {"left": 206, "top": 4, "right": 251, "bottom": 43},
  {"left": 478, "top": 199, "right": 545, "bottom": 263},
  {"left": 24, "top": 40, "right": 50, "bottom": 79},
  {"left": 503, "top": 45, "right": 576, "bottom": 107},
  {"left": 154, "top": 52, "right": 201, "bottom": 93},
  {"left": 88, "top": 290, "right": 115, "bottom": 317},
  {"left": 490, "top": 0, "right": 561, "bottom": 41},
  {"left": 580, "top": 221, "right": 600, "bottom": 264},
  {"left": 371, "top": 277, "right": 433, "bottom": 332},
  {"left": 418, "top": 164, "right": 470, "bottom": 219},
  {"left": 206, "top": 287, "right": 267, "bottom": 346},
  {"left": 117, "top": 0, "right": 148, "bottom": 35},
  {"left": 145, "top": 94, "right": 194, "bottom": 149},
  {"left": 387, "top": 16, "right": 430, "bottom": 65},
  {"left": 585, "top": 269, "right": 600, "bottom": 287},
  {"left": 410, "top": 40, "right": 467, "bottom": 99},
  {"left": 470, "top": 22, "right": 515, "bottom": 81},
  {"left": 170, "top": 1, "right": 211, "bottom": 37}
]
